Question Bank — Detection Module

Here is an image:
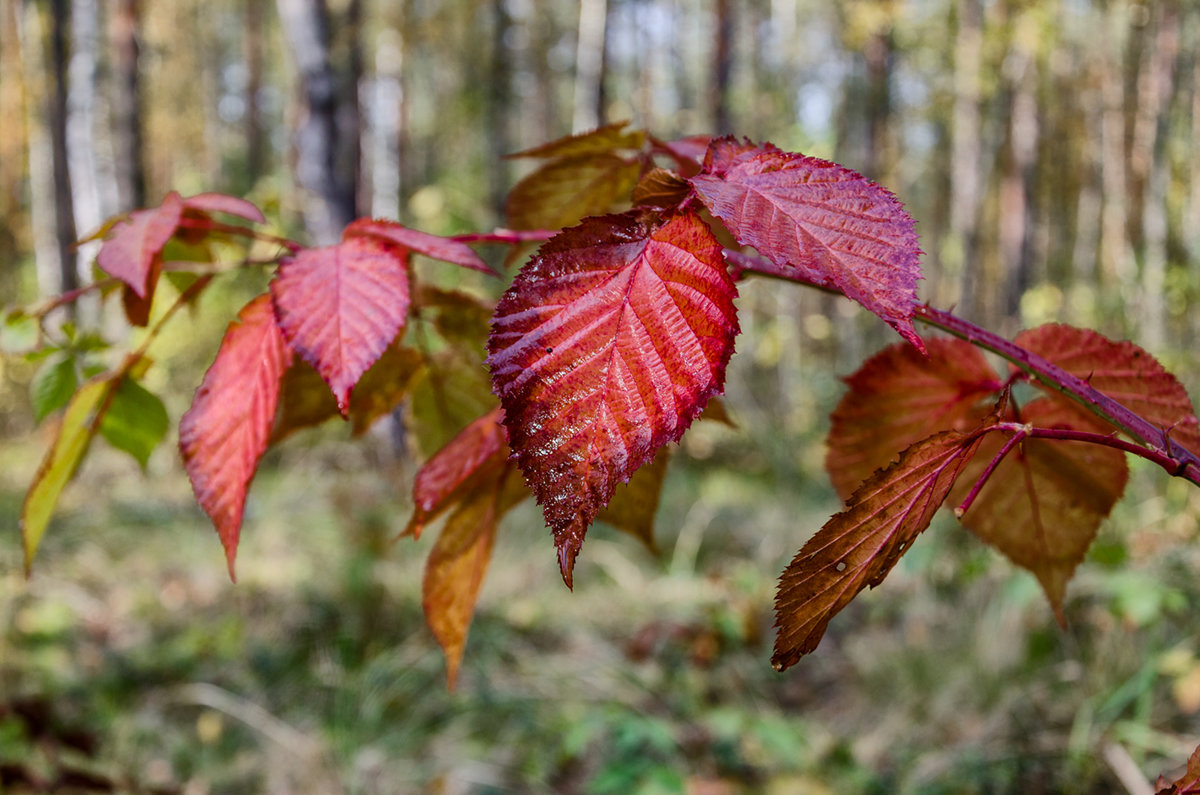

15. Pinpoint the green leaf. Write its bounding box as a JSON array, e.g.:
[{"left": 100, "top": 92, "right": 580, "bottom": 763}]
[
  {"left": 30, "top": 356, "right": 78, "bottom": 423},
  {"left": 21, "top": 377, "right": 113, "bottom": 571},
  {"left": 99, "top": 376, "right": 170, "bottom": 469}
]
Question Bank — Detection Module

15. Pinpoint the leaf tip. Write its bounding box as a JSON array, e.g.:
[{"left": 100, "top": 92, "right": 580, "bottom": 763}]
[{"left": 557, "top": 541, "right": 577, "bottom": 590}]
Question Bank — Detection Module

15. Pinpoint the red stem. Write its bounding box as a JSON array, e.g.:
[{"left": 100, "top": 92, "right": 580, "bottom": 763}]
[
  {"left": 452, "top": 228, "right": 559, "bottom": 245},
  {"left": 726, "top": 249, "right": 1200, "bottom": 487}
]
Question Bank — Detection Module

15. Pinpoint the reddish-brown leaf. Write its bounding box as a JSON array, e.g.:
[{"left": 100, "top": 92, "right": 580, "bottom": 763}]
[
  {"left": 773, "top": 429, "right": 984, "bottom": 670},
  {"left": 487, "top": 210, "right": 739, "bottom": 585},
  {"left": 632, "top": 168, "right": 693, "bottom": 210},
  {"left": 423, "top": 464, "right": 527, "bottom": 689},
  {"left": 96, "top": 191, "right": 185, "bottom": 297},
  {"left": 826, "top": 338, "right": 1002, "bottom": 500},
  {"left": 950, "top": 399, "right": 1129, "bottom": 615},
  {"left": 179, "top": 294, "right": 291, "bottom": 579},
  {"left": 404, "top": 407, "right": 511, "bottom": 539},
  {"left": 1157, "top": 744, "right": 1200, "bottom": 795},
  {"left": 1014, "top": 324, "right": 1200, "bottom": 457},
  {"left": 270, "top": 234, "right": 410, "bottom": 414},
  {"left": 691, "top": 138, "right": 924, "bottom": 349},
  {"left": 344, "top": 218, "right": 493, "bottom": 275}
]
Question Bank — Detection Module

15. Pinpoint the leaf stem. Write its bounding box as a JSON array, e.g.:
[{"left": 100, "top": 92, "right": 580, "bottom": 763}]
[
  {"left": 914, "top": 304, "right": 1200, "bottom": 486},
  {"left": 452, "top": 229, "right": 559, "bottom": 245}
]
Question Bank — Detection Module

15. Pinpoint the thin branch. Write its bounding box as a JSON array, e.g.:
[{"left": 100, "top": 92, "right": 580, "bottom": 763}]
[{"left": 955, "top": 426, "right": 1026, "bottom": 518}]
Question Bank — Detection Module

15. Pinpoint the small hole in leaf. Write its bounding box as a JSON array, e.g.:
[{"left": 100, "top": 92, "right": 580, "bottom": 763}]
[
  {"left": 835, "top": 561, "right": 847, "bottom": 572},
  {"left": 545, "top": 347, "right": 553, "bottom": 353}
]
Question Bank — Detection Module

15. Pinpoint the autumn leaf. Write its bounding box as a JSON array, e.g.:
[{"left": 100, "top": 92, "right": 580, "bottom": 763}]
[
  {"left": 179, "top": 294, "right": 291, "bottom": 579},
  {"left": 690, "top": 137, "right": 924, "bottom": 349},
  {"left": 21, "top": 376, "right": 114, "bottom": 572},
  {"left": 632, "top": 168, "right": 692, "bottom": 210},
  {"left": 773, "top": 429, "right": 985, "bottom": 670},
  {"left": 344, "top": 218, "right": 493, "bottom": 275},
  {"left": 950, "top": 399, "right": 1129, "bottom": 616},
  {"left": 505, "top": 153, "right": 642, "bottom": 233},
  {"left": 179, "top": 192, "right": 267, "bottom": 224},
  {"left": 506, "top": 120, "right": 644, "bottom": 160},
  {"left": 404, "top": 407, "right": 513, "bottom": 539},
  {"left": 270, "top": 234, "right": 410, "bottom": 414},
  {"left": 423, "top": 464, "right": 528, "bottom": 689},
  {"left": 1014, "top": 324, "right": 1200, "bottom": 457},
  {"left": 826, "top": 338, "right": 1001, "bottom": 500},
  {"left": 96, "top": 191, "right": 186, "bottom": 298},
  {"left": 1157, "top": 744, "right": 1200, "bottom": 795},
  {"left": 487, "top": 210, "right": 738, "bottom": 585}
]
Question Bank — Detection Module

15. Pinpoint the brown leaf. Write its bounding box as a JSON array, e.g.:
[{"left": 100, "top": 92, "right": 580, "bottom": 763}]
[
  {"left": 826, "top": 338, "right": 1000, "bottom": 500},
  {"left": 773, "top": 429, "right": 984, "bottom": 670},
  {"left": 422, "top": 465, "right": 527, "bottom": 689},
  {"left": 950, "top": 399, "right": 1129, "bottom": 616}
]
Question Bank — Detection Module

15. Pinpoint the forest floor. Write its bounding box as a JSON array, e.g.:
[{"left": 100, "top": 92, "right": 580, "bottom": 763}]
[{"left": 3, "top": 385, "right": 1200, "bottom": 794}]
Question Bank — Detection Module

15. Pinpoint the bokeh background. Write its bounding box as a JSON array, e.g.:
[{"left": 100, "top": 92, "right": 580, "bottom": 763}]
[{"left": 3, "top": 0, "right": 1200, "bottom": 792}]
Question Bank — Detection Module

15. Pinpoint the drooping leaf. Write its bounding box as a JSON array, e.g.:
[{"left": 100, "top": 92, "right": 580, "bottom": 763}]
[
  {"left": 404, "top": 407, "right": 511, "bottom": 539},
  {"left": 30, "top": 355, "right": 79, "bottom": 424},
  {"left": 632, "top": 168, "right": 692, "bottom": 210},
  {"left": 690, "top": 138, "right": 924, "bottom": 349},
  {"left": 181, "top": 192, "right": 267, "bottom": 224},
  {"left": 345, "top": 218, "right": 493, "bottom": 275},
  {"left": 1156, "top": 744, "right": 1200, "bottom": 795},
  {"left": 423, "top": 464, "right": 527, "bottom": 689},
  {"left": 179, "top": 294, "right": 291, "bottom": 579},
  {"left": 270, "top": 234, "right": 410, "bottom": 414},
  {"left": 21, "top": 376, "right": 114, "bottom": 572},
  {"left": 596, "top": 447, "right": 669, "bottom": 553},
  {"left": 773, "top": 429, "right": 985, "bottom": 670},
  {"left": 96, "top": 191, "right": 185, "bottom": 298},
  {"left": 1014, "top": 324, "right": 1200, "bottom": 457},
  {"left": 505, "top": 153, "right": 642, "bottom": 233},
  {"left": 826, "top": 338, "right": 1001, "bottom": 500},
  {"left": 98, "top": 375, "right": 169, "bottom": 469},
  {"left": 950, "top": 399, "right": 1129, "bottom": 616},
  {"left": 506, "top": 120, "right": 644, "bottom": 160},
  {"left": 487, "top": 210, "right": 739, "bottom": 585}
]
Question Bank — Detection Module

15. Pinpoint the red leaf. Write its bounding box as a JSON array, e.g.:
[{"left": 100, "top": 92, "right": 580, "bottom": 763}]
[
  {"left": 344, "top": 218, "right": 493, "bottom": 275},
  {"left": 96, "top": 191, "right": 185, "bottom": 297},
  {"left": 1014, "top": 324, "right": 1200, "bottom": 457},
  {"left": 1157, "top": 744, "right": 1200, "bottom": 794},
  {"left": 270, "top": 235, "right": 410, "bottom": 414},
  {"left": 487, "top": 210, "right": 739, "bottom": 585},
  {"left": 179, "top": 294, "right": 291, "bottom": 579},
  {"left": 951, "top": 399, "right": 1129, "bottom": 615},
  {"left": 182, "top": 192, "right": 267, "bottom": 224},
  {"left": 404, "top": 407, "right": 511, "bottom": 539},
  {"left": 690, "top": 138, "right": 924, "bottom": 349},
  {"left": 826, "top": 338, "right": 1001, "bottom": 500},
  {"left": 773, "top": 429, "right": 984, "bottom": 670}
]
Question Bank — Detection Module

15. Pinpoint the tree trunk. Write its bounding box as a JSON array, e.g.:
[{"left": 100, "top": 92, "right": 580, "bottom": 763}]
[
  {"left": 243, "top": 0, "right": 266, "bottom": 185},
  {"left": 949, "top": 0, "right": 984, "bottom": 319},
  {"left": 711, "top": 0, "right": 734, "bottom": 135},
  {"left": 572, "top": 0, "right": 607, "bottom": 132},
  {"left": 276, "top": 0, "right": 357, "bottom": 245},
  {"left": 109, "top": 0, "right": 145, "bottom": 210}
]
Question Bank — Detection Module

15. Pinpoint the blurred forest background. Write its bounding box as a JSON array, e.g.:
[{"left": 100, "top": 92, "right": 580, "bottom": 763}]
[{"left": 3, "top": 0, "right": 1200, "bottom": 792}]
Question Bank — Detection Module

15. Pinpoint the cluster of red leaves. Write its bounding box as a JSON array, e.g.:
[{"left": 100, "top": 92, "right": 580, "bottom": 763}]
[{"left": 22, "top": 122, "right": 1200, "bottom": 715}]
